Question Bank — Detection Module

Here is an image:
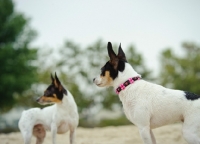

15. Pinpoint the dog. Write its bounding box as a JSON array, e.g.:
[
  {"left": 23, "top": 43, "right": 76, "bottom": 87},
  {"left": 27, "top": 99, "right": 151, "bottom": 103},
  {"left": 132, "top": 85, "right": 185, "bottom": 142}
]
[
  {"left": 93, "top": 42, "right": 200, "bottom": 144},
  {"left": 18, "top": 73, "right": 79, "bottom": 144}
]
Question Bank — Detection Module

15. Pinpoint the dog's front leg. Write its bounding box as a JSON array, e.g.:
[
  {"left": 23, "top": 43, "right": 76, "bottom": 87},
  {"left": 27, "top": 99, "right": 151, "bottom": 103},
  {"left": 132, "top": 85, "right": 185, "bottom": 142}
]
[
  {"left": 51, "top": 122, "right": 57, "bottom": 144},
  {"left": 139, "top": 126, "right": 155, "bottom": 144},
  {"left": 150, "top": 129, "right": 156, "bottom": 144},
  {"left": 70, "top": 128, "right": 75, "bottom": 144},
  {"left": 132, "top": 102, "right": 155, "bottom": 144}
]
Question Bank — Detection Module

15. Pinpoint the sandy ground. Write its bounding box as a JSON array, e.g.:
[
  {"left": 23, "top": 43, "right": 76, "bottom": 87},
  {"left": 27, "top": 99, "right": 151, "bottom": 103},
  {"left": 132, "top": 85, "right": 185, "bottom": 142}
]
[{"left": 0, "top": 123, "right": 187, "bottom": 144}]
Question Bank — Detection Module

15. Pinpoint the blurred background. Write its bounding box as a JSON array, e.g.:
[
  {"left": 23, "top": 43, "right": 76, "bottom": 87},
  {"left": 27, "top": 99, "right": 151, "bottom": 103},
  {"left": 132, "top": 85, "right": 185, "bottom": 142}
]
[{"left": 1, "top": 0, "right": 200, "bottom": 133}]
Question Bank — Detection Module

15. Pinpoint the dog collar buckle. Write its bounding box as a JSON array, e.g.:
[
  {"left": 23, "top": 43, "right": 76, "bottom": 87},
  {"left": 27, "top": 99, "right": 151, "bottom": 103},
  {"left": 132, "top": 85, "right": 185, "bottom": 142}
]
[{"left": 116, "top": 76, "right": 141, "bottom": 94}]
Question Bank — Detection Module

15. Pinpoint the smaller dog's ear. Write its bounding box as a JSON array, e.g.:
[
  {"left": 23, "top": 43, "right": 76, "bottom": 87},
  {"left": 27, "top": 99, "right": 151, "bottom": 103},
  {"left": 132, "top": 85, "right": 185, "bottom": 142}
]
[
  {"left": 54, "top": 72, "right": 61, "bottom": 88},
  {"left": 54, "top": 73, "right": 63, "bottom": 92},
  {"left": 107, "top": 42, "right": 119, "bottom": 69},
  {"left": 118, "top": 43, "right": 127, "bottom": 62}
]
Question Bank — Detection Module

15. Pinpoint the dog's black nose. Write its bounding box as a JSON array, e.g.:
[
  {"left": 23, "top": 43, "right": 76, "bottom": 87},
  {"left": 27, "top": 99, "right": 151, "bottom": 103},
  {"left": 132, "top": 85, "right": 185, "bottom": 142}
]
[
  {"left": 36, "top": 97, "right": 40, "bottom": 102},
  {"left": 93, "top": 78, "right": 95, "bottom": 82}
]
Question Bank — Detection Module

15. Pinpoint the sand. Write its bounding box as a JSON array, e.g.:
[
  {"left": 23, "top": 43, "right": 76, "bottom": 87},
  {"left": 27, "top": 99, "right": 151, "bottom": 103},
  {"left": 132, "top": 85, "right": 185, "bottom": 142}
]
[{"left": 0, "top": 123, "right": 187, "bottom": 144}]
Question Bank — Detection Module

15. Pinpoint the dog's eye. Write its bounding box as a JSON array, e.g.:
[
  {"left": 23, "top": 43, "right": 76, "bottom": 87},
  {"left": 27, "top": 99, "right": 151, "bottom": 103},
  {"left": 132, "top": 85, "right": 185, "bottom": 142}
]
[{"left": 44, "top": 90, "right": 51, "bottom": 96}]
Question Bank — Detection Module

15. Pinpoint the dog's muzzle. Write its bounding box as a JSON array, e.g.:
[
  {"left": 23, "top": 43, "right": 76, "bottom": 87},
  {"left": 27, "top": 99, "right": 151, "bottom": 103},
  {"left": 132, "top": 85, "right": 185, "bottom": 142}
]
[
  {"left": 93, "top": 77, "right": 100, "bottom": 86},
  {"left": 36, "top": 97, "right": 40, "bottom": 102}
]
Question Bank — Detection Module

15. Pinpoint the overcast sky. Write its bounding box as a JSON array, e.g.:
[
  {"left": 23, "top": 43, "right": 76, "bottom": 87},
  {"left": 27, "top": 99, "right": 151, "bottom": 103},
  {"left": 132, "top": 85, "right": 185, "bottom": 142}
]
[{"left": 13, "top": 0, "right": 200, "bottom": 75}]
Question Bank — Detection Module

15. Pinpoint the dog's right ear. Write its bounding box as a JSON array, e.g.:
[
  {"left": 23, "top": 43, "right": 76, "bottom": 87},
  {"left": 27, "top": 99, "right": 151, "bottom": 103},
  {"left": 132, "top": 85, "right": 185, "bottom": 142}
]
[
  {"left": 107, "top": 42, "right": 119, "bottom": 69},
  {"left": 54, "top": 73, "right": 68, "bottom": 95},
  {"left": 118, "top": 43, "right": 127, "bottom": 62},
  {"left": 54, "top": 72, "right": 61, "bottom": 88}
]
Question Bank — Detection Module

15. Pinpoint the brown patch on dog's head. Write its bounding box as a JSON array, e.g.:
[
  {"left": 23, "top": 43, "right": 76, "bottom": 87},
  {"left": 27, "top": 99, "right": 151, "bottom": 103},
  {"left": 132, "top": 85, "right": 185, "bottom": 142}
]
[
  {"left": 98, "top": 71, "right": 113, "bottom": 86},
  {"left": 37, "top": 94, "right": 61, "bottom": 104},
  {"left": 36, "top": 73, "right": 67, "bottom": 105}
]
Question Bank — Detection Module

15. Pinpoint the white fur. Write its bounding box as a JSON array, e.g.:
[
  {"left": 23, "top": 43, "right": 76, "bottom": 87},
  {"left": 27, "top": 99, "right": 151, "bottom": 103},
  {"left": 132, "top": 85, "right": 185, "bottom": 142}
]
[
  {"left": 18, "top": 91, "right": 79, "bottom": 144},
  {"left": 94, "top": 63, "right": 200, "bottom": 144}
]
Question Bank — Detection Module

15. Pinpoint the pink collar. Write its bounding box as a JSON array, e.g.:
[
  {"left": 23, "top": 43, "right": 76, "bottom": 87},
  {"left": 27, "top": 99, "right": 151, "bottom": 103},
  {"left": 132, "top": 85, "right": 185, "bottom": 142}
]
[{"left": 116, "top": 76, "right": 141, "bottom": 94}]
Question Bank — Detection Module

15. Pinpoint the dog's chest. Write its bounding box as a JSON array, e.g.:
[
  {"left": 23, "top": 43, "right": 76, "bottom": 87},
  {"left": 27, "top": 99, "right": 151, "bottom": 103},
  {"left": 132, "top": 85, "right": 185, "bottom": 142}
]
[
  {"left": 55, "top": 109, "right": 71, "bottom": 133},
  {"left": 119, "top": 94, "right": 137, "bottom": 121},
  {"left": 57, "top": 120, "right": 69, "bottom": 134}
]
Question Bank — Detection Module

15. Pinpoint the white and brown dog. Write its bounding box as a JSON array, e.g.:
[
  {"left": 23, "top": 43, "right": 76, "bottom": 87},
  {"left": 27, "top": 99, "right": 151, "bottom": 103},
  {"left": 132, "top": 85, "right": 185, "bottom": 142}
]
[
  {"left": 93, "top": 42, "right": 200, "bottom": 144},
  {"left": 18, "top": 73, "right": 79, "bottom": 144}
]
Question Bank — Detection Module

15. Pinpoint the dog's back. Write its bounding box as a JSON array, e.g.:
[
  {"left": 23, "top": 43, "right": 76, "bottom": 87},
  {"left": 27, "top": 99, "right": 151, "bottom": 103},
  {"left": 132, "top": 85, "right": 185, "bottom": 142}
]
[
  {"left": 18, "top": 106, "right": 55, "bottom": 131},
  {"left": 120, "top": 79, "right": 200, "bottom": 128}
]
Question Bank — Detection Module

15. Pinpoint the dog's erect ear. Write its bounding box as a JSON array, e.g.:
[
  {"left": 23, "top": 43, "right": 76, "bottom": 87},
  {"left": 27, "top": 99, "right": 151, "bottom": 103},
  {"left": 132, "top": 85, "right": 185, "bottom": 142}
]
[
  {"left": 54, "top": 73, "right": 67, "bottom": 94},
  {"left": 107, "top": 42, "right": 119, "bottom": 69},
  {"left": 54, "top": 73, "right": 65, "bottom": 92},
  {"left": 54, "top": 72, "right": 61, "bottom": 88},
  {"left": 117, "top": 43, "right": 127, "bottom": 62},
  {"left": 107, "top": 42, "right": 117, "bottom": 60}
]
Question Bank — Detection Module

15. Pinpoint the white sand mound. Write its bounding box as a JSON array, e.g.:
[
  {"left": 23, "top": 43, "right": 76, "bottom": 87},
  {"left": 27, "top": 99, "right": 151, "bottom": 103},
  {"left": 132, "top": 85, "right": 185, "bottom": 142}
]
[{"left": 0, "top": 123, "right": 187, "bottom": 144}]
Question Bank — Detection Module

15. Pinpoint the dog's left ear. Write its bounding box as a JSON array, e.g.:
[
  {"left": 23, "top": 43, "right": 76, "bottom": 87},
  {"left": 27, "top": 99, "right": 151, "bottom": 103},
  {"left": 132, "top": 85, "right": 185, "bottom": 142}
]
[
  {"left": 117, "top": 43, "right": 127, "bottom": 62},
  {"left": 107, "top": 42, "right": 119, "bottom": 69}
]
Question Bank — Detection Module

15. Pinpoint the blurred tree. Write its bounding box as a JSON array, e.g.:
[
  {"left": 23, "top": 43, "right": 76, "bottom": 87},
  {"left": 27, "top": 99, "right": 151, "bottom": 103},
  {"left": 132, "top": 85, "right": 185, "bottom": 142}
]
[
  {"left": 37, "top": 40, "right": 152, "bottom": 121},
  {"left": 159, "top": 42, "right": 200, "bottom": 94},
  {"left": 0, "top": 0, "right": 38, "bottom": 112}
]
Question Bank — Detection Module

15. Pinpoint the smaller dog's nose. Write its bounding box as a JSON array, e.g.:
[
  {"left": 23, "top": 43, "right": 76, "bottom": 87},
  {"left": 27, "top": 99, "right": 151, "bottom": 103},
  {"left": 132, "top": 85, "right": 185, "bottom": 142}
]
[
  {"left": 93, "top": 78, "right": 95, "bottom": 82},
  {"left": 36, "top": 97, "right": 40, "bottom": 102}
]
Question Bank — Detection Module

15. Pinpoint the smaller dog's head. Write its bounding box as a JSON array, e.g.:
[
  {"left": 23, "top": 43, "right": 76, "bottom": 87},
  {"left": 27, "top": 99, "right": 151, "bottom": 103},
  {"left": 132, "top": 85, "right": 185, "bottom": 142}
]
[
  {"left": 93, "top": 42, "right": 127, "bottom": 87},
  {"left": 36, "top": 73, "right": 67, "bottom": 105}
]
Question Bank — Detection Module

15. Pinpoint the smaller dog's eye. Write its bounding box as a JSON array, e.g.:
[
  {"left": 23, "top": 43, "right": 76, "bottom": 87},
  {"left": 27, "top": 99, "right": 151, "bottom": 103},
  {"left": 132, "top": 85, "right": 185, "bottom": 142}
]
[{"left": 44, "top": 90, "right": 51, "bottom": 96}]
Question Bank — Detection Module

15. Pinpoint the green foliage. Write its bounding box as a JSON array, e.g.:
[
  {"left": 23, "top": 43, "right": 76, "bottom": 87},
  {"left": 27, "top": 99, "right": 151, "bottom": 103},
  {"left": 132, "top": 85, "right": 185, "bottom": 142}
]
[
  {"left": 159, "top": 42, "right": 200, "bottom": 94},
  {"left": 0, "top": 0, "right": 38, "bottom": 112}
]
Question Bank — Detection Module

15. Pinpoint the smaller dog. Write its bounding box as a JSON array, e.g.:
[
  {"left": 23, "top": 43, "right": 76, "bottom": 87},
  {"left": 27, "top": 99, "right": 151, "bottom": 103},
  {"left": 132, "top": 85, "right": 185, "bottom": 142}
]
[{"left": 18, "top": 73, "right": 79, "bottom": 144}]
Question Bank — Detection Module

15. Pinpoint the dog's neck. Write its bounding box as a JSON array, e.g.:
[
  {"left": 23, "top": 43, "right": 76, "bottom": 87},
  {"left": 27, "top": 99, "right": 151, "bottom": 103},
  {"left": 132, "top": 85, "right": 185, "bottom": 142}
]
[
  {"left": 56, "top": 93, "right": 76, "bottom": 111},
  {"left": 56, "top": 94, "right": 69, "bottom": 108},
  {"left": 112, "top": 63, "right": 141, "bottom": 90}
]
